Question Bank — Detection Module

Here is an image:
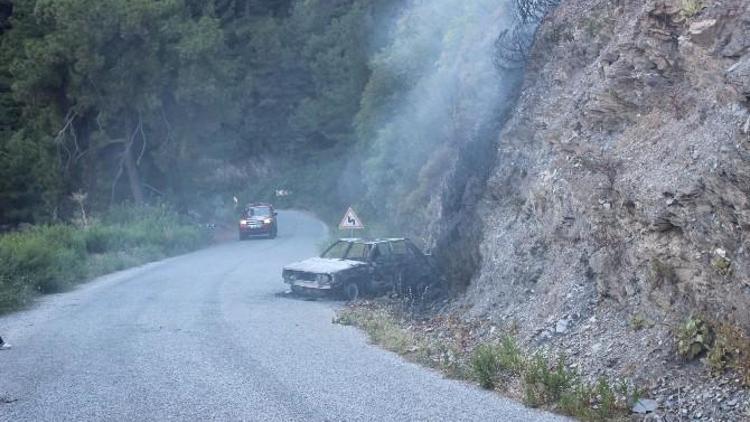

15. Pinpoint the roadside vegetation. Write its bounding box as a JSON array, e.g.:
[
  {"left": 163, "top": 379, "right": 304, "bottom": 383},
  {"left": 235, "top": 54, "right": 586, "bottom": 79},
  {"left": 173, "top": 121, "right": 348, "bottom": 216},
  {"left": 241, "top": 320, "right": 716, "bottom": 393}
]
[
  {"left": 675, "top": 316, "right": 750, "bottom": 386},
  {"left": 0, "top": 205, "right": 210, "bottom": 313},
  {"left": 335, "top": 302, "right": 642, "bottom": 421}
]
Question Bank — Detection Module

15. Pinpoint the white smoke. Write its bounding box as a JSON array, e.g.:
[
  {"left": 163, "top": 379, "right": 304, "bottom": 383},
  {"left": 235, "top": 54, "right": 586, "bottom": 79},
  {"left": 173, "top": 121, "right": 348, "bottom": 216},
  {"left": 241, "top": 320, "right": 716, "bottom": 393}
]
[{"left": 357, "top": 0, "right": 523, "bottom": 217}]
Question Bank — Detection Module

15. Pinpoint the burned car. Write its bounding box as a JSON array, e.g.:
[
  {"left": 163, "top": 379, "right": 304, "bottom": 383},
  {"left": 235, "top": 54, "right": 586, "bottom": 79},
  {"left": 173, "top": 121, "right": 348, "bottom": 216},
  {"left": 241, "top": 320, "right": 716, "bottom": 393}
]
[{"left": 282, "top": 238, "right": 435, "bottom": 300}]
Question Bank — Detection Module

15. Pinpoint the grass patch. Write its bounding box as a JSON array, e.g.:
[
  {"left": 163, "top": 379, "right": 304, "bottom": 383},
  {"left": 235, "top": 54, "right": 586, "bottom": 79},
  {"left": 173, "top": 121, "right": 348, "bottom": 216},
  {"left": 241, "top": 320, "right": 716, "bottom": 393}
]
[
  {"left": 680, "top": 0, "right": 704, "bottom": 19},
  {"left": 334, "top": 307, "right": 415, "bottom": 354},
  {"left": 0, "top": 205, "right": 211, "bottom": 314},
  {"left": 672, "top": 317, "right": 750, "bottom": 386},
  {"left": 471, "top": 343, "right": 505, "bottom": 389},
  {"left": 705, "top": 323, "right": 750, "bottom": 386},
  {"left": 335, "top": 303, "right": 640, "bottom": 420},
  {"left": 629, "top": 314, "right": 652, "bottom": 331}
]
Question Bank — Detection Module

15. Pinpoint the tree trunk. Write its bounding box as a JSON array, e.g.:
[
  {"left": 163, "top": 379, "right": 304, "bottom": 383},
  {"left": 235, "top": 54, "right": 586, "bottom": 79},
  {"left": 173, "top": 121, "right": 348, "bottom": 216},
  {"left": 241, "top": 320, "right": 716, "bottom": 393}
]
[{"left": 124, "top": 143, "right": 145, "bottom": 204}]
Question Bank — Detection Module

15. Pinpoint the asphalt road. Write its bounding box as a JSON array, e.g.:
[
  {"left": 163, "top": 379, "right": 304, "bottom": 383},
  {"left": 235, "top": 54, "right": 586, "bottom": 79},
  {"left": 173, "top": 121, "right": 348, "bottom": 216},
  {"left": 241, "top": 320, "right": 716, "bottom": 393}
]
[{"left": 0, "top": 211, "right": 567, "bottom": 421}]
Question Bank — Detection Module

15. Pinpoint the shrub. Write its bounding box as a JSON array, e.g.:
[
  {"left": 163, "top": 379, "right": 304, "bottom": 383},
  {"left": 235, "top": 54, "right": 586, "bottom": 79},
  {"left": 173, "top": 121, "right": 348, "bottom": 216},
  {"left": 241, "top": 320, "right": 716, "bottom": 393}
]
[
  {"left": 471, "top": 343, "right": 504, "bottom": 389},
  {"left": 0, "top": 205, "right": 210, "bottom": 314},
  {"left": 706, "top": 323, "right": 750, "bottom": 385},
  {"left": 83, "top": 225, "right": 123, "bottom": 253},
  {"left": 0, "top": 225, "right": 87, "bottom": 294},
  {"left": 629, "top": 314, "right": 652, "bottom": 331},
  {"left": 680, "top": 0, "right": 704, "bottom": 19},
  {"left": 497, "top": 335, "right": 526, "bottom": 375},
  {"left": 711, "top": 256, "right": 732, "bottom": 276},
  {"left": 558, "top": 381, "right": 596, "bottom": 419},
  {"left": 676, "top": 317, "right": 713, "bottom": 360},
  {"left": 0, "top": 272, "right": 33, "bottom": 313},
  {"left": 522, "top": 354, "right": 577, "bottom": 407}
]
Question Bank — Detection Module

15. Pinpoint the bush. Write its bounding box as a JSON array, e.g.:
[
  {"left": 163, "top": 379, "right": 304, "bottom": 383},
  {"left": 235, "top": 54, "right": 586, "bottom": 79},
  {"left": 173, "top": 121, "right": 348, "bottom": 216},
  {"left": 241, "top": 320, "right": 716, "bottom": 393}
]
[
  {"left": 676, "top": 317, "right": 713, "bottom": 361},
  {"left": 680, "top": 0, "right": 704, "bottom": 18},
  {"left": 0, "top": 205, "right": 210, "bottom": 314},
  {"left": 471, "top": 343, "right": 504, "bottom": 389},
  {"left": 497, "top": 335, "right": 526, "bottom": 375},
  {"left": 470, "top": 336, "right": 526, "bottom": 389},
  {"left": 0, "top": 225, "right": 88, "bottom": 295},
  {"left": 706, "top": 323, "right": 750, "bottom": 386},
  {"left": 523, "top": 354, "right": 577, "bottom": 407}
]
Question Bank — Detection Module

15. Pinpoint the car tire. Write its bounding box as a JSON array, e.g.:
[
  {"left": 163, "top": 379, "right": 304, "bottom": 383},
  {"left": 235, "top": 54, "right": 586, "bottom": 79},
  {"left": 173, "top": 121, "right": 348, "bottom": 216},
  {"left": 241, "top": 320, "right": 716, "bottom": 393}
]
[
  {"left": 269, "top": 226, "right": 278, "bottom": 239},
  {"left": 239, "top": 233, "right": 247, "bottom": 241},
  {"left": 343, "top": 282, "right": 360, "bottom": 301}
]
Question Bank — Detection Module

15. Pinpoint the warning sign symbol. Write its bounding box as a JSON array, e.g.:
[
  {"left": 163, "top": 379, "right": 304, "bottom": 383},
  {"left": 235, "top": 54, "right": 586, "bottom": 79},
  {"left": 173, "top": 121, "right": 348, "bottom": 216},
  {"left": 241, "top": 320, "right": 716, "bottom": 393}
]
[{"left": 338, "top": 207, "right": 365, "bottom": 230}]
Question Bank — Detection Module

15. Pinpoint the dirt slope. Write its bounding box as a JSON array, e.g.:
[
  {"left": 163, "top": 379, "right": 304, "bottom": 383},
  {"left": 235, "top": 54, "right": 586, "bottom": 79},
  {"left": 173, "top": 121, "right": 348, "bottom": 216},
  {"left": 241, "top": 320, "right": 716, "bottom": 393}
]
[{"left": 459, "top": 0, "right": 750, "bottom": 418}]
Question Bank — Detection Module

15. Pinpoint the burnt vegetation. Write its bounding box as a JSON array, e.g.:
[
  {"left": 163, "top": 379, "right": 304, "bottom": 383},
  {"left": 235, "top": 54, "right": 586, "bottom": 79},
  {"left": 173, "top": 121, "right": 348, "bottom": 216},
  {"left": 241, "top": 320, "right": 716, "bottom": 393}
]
[{"left": 494, "top": 0, "right": 560, "bottom": 71}]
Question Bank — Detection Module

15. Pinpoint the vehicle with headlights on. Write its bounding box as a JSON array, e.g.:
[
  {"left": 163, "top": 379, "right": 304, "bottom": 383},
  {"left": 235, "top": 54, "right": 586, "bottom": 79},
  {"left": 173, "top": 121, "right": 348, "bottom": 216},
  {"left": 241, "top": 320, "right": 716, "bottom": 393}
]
[
  {"left": 239, "top": 203, "right": 278, "bottom": 240},
  {"left": 282, "top": 238, "right": 435, "bottom": 300}
]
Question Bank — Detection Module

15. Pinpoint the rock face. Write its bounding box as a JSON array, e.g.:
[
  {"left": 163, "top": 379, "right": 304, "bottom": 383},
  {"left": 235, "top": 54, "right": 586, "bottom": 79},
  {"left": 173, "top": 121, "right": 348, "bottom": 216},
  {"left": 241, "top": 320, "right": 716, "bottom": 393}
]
[{"left": 465, "top": 0, "right": 750, "bottom": 341}]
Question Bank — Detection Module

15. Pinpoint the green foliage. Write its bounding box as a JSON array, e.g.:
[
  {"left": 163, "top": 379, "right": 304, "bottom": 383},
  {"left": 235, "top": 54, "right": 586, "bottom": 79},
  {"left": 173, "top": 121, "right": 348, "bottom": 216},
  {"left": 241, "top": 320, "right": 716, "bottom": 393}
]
[
  {"left": 334, "top": 307, "right": 415, "bottom": 354},
  {"left": 522, "top": 354, "right": 577, "bottom": 407},
  {"left": 0, "top": 0, "right": 402, "bottom": 224},
  {"left": 706, "top": 323, "right": 750, "bottom": 386},
  {"left": 337, "top": 303, "right": 642, "bottom": 420},
  {"left": 471, "top": 343, "right": 504, "bottom": 389},
  {"left": 676, "top": 317, "right": 713, "bottom": 361},
  {"left": 629, "top": 314, "right": 652, "bottom": 331},
  {"left": 711, "top": 256, "right": 732, "bottom": 276},
  {"left": 0, "top": 205, "right": 209, "bottom": 313},
  {"left": 0, "top": 225, "right": 88, "bottom": 296},
  {"left": 680, "top": 0, "right": 704, "bottom": 19},
  {"left": 469, "top": 335, "right": 526, "bottom": 389}
]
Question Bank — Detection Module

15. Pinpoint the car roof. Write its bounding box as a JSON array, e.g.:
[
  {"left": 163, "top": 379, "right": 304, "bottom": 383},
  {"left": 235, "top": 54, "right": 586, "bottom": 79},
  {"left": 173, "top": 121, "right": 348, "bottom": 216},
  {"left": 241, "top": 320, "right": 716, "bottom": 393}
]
[{"left": 338, "top": 238, "right": 406, "bottom": 245}]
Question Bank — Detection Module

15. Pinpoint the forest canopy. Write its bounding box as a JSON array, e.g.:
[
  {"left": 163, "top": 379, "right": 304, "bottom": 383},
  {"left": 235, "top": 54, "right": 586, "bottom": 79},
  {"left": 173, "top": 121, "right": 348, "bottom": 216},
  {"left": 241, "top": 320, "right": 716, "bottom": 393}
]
[
  {"left": 0, "top": 0, "right": 403, "bottom": 224},
  {"left": 0, "top": 0, "right": 540, "bottom": 230}
]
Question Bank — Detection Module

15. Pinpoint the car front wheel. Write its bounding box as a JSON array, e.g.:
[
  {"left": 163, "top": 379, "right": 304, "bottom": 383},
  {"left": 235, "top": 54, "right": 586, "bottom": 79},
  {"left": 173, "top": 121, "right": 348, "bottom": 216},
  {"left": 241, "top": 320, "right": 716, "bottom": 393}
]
[{"left": 342, "top": 282, "right": 360, "bottom": 301}]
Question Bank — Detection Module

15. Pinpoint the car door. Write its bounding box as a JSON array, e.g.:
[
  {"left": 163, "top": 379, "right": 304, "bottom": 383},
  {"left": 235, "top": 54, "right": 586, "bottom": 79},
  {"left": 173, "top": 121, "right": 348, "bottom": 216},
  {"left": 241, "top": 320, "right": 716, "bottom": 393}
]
[
  {"left": 388, "top": 240, "right": 422, "bottom": 290},
  {"left": 405, "top": 239, "right": 433, "bottom": 280},
  {"left": 369, "top": 244, "right": 397, "bottom": 292}
]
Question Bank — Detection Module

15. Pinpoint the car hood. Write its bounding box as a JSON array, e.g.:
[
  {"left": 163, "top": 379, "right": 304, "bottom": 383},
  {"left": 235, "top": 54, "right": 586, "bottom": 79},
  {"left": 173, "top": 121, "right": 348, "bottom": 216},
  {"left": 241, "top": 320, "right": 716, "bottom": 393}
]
[{"left": 283, "top": 257, "right": 364, "bottom": 274}]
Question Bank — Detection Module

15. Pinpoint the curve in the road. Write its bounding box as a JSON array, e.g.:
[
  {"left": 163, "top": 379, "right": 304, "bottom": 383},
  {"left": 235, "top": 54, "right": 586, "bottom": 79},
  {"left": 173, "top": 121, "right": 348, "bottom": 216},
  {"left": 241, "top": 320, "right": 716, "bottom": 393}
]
[{"left": 0, "top": 210, "right": 567, "bottom": 422}]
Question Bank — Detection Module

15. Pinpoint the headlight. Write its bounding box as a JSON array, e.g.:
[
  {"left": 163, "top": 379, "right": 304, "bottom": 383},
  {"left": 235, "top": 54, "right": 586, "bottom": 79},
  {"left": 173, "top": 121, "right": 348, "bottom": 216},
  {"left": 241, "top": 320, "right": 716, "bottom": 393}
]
[
  {"left": 316, "top": 274, "right": 331, "bottom": 285},
  {"left": 263, "top": 218, "right": 273, "bottom": 224},
  {"left": 240, "top": 220, "right": 247, "bottom": 225}
]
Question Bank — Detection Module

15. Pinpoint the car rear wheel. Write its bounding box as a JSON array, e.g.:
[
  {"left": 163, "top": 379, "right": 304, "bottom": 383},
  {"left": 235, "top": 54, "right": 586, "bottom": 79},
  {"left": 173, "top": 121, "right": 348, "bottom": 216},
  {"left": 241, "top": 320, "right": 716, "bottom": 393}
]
[{"left": 342, "top": 282, "right": 360, "bottom": 301}]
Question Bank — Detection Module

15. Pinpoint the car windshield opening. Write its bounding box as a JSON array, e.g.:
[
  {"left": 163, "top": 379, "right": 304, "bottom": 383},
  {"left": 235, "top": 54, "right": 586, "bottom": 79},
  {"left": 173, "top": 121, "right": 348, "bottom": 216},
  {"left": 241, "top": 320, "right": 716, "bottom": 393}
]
[
  {"left": 321, "top": 241, "right": 351, "bottom": 259},
  {"left": 246, "top": 206, "right": 271, "bottom": 218},
  {"left": 321, "top": 241, "right": 370, "bottom": 261}
]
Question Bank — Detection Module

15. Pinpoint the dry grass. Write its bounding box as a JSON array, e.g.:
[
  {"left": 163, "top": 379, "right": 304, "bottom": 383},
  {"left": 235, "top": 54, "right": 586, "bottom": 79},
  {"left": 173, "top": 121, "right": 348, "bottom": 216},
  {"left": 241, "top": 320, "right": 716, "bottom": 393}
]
[{"left": 335, "top": 303, "right": 641, "bottom": 420}]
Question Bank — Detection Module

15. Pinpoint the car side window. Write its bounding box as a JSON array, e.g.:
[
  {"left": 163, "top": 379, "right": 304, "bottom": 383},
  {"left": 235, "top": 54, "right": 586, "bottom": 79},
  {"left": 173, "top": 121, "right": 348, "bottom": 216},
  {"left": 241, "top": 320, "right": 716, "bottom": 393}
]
[
  {"left": 370, "top": 244, "right": 390, "bottom": 263},
  {"left": 406, "top": 241, "right": 423, "bottom": 257},
  {"left": 390, "top": 241, "right": 413, "bottom": 259}
]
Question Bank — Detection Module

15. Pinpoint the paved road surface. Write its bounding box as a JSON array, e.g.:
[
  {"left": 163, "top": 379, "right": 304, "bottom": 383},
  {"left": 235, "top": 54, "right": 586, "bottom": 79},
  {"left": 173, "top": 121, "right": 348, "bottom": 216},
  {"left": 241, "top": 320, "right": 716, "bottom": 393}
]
[{"left": 0, "top": 211, "right": 567, "bottom": 421}]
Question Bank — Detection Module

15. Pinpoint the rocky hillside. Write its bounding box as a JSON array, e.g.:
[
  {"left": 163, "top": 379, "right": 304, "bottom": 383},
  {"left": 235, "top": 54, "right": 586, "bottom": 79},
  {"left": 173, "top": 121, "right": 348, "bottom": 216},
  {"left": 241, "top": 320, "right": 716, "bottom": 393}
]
[{"left": 457, "top": 0, "right": 749, "bottom": 417}]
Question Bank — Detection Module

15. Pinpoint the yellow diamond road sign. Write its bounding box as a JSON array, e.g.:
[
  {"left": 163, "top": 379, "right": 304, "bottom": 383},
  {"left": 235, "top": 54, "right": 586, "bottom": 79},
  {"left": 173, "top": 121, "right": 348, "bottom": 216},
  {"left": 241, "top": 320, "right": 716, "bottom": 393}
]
[{"left": 339, "top": 207, "right": 364, "bottom": 230}]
